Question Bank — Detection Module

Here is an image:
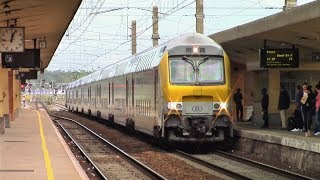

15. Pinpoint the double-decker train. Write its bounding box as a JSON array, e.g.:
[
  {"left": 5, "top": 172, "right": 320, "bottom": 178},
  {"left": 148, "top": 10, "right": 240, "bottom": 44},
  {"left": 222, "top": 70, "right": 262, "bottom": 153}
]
[{"left": 65, "top": 33, "right": 234, "bottom": 142}]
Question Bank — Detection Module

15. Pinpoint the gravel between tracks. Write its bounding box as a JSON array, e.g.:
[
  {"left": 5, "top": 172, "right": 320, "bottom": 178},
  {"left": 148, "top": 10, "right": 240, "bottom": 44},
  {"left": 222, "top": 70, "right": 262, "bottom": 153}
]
[
  {"left": 49, "top": 107, "right": 223, "bottom": 180},
  {"left": 59, "top": 120, "right": 150, "bottom": 180}
]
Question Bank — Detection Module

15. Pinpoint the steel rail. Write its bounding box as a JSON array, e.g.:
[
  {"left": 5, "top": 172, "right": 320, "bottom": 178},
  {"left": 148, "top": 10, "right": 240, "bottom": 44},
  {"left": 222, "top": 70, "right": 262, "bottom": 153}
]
[
  {"left": 52, "top": 103, "right": 67, "bottom": 110},
  {"left": 56, "top": 120, "right": 108, "bottom": 180},
  {"left": 214, "top": 150, "right": 313, "bottom": 180},
  {"left": 42, "top": 102, "right": 166, "bottom": 180},
  {"left": 175, "top": 150, "right": 250, "bottom": 180}
]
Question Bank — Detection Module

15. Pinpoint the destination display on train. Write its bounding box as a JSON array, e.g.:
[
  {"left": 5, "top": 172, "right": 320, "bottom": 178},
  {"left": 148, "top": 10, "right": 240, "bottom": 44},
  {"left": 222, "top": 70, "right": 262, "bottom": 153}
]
[{"left": 260, "top": 48, "right": 299, "bottom": 68}]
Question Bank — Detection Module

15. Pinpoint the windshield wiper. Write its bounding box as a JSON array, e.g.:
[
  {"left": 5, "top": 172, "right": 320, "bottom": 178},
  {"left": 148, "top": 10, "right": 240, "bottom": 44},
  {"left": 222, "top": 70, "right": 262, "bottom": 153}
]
[
  {"left": 182, "top": 56, "right": 197, "bottom": 72},
  {"left": 198, "top": 56, "right": 209, "bottom": 67}
]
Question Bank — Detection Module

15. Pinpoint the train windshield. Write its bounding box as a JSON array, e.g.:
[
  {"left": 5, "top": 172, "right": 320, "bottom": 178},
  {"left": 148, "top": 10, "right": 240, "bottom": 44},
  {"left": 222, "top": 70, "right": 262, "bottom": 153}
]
[{"left": 169, "top": 56, "right": 224, "bottom": 85}]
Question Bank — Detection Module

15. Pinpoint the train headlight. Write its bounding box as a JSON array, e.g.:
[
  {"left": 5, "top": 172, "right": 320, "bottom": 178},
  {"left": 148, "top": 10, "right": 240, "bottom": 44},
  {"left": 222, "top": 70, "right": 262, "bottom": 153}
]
[
  {"left": 220, "top": 102, "right": 228, "bottom": 109},
  {"left": 167, "top": 102, "right": 183, "bottom": 111},
  {"left": 176, "top": 103, "right": 182, "bottom": 110},
  {"left": 213, "top": 102, "right": 228, "bottom": 110},
  {"left": 193, "top": 47, "right": 199, "bottom": 53},
  {"left": 213, "top": 103, "right": 220, "bottom": 110}
]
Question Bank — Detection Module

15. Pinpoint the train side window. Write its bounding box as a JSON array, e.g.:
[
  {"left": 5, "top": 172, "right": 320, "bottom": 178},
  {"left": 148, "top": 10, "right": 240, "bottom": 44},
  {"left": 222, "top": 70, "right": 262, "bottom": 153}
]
[
  {"left": 112, "top": 82, "right": 114, "bottom": 104},
  {"left": 126, "top": 79, "right": 128, "bottom": 107},
  {"left": 132, "top": 78, "right": 134, "bottom": 106},
  {"left": 108, "top": 82, "right": 111, "bottom": 105},
  {"left": 76, "top": 90, "right": 78, "bottom": 103},
  {"left": 88, "top": 87, "right": 90, "bottom": 102},
  {"left": 99, "top": 84, "right": 102, "bottom": 104}
]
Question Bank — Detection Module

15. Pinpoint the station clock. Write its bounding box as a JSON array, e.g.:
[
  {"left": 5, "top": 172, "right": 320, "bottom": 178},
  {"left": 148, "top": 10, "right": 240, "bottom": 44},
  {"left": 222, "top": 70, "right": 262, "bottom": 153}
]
[{"left": 0, "top": 27, "right": 25, "bottom": 52}]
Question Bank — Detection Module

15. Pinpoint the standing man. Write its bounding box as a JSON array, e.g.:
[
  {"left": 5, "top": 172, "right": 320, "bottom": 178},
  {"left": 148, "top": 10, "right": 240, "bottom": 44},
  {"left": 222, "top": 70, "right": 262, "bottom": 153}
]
[
  {"left": 261, "top": 88, "right": 269, "bottom": 129},
  {"left": 233, "top": 88, "right": 243, "bottom": 122},
  {"left": 314, "top": 83, "right": 320, "bottom": 136},
  {"left": 278, "top": 85, "right": 290, "bottom": 129}
]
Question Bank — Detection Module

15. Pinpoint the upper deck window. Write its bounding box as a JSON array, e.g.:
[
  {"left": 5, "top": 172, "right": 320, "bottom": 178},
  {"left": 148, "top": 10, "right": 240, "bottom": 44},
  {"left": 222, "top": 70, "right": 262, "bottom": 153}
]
[{"left": 169, "top": 56, "right": 224, "bottom": 85}]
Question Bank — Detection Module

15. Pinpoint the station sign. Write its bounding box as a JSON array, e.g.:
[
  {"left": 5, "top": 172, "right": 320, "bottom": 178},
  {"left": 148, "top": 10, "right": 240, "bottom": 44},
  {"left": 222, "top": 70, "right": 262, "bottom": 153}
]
[
  {"left": 1, "top": 49, "right": 40, "bottom": 68},
  {"left": 260, "top": 48, "right": 299, "bottom": 68}
]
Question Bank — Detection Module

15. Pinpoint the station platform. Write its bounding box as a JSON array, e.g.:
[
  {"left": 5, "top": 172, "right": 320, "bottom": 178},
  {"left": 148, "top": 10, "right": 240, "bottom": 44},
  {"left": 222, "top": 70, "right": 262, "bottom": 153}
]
[
  {"left": 0, "top": 106, "right": 88, "bottom": 180},
  {"left": 236, "top": 122, "right": 320, "bottom": 153},
  {"left": 235, "top": 121, "right": 320, "bottom": 177}
]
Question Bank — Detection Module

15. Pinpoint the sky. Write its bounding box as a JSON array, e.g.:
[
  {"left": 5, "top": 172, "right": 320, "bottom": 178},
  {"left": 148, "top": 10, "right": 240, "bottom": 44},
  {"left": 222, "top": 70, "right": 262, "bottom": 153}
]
[{"left": 47, "top": 0, "right": 315, "bottom": 72}]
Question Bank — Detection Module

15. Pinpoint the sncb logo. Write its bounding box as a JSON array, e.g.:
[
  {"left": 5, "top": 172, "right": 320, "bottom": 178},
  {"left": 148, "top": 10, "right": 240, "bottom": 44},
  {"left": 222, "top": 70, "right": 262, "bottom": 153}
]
[{"left": 192, "top": 105, "right": 202, "bottom": 112}]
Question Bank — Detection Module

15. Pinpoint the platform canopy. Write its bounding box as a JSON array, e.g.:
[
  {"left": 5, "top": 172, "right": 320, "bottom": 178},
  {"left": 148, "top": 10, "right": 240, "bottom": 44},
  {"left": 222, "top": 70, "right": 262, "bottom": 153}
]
[
  {"left": 209, "top": 1, "right": 320, "bottom": 67},
  {"left": 0, "top": 0, "right": 82, "bottom": 69}
]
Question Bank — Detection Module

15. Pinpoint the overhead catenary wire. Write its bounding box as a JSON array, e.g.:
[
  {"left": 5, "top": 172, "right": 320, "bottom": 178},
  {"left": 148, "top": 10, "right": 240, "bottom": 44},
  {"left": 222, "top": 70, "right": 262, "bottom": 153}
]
[
  {"left": 76, "top": 0, "right": 197, "bottom": 70},
  {"left": 49, "top": 0, "right": 288, "bottom": 71}
]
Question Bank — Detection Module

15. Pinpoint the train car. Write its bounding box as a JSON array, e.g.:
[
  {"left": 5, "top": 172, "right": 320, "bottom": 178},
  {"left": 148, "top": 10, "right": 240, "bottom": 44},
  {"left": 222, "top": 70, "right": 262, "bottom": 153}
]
[{"left": 66, "top": 33, "right": 234, "bottom": 142}]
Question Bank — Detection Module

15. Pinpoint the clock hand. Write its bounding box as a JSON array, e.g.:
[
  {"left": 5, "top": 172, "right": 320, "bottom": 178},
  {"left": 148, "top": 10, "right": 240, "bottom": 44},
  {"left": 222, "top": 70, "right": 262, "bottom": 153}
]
[{"left": 10, "top": 30, "right": 16, "bottom": 43}]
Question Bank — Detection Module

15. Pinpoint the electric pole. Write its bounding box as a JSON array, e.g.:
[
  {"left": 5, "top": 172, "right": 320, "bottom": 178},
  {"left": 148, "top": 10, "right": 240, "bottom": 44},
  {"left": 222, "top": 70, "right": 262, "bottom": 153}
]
[
  {"left": 152, "top": 6, "right": 160, "bottom": 46},
  {"left": 196, "top": 0, "right": 204, "bottom": 34},
  {"left": 131, "top": 20, "right": 137, "bottom": 55}
]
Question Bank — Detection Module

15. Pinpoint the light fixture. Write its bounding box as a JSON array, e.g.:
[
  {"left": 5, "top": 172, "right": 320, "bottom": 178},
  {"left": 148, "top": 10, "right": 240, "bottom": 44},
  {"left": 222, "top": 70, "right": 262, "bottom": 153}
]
[{"left": 193, "top": 47, "right": 199, "bottom": 53}]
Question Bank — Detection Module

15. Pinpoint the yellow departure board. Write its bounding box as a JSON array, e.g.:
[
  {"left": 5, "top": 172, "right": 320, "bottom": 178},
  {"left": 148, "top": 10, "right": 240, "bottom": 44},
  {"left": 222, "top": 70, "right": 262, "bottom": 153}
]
[{"left": 260, "top": 48, "right": 299, "bottom": 68}]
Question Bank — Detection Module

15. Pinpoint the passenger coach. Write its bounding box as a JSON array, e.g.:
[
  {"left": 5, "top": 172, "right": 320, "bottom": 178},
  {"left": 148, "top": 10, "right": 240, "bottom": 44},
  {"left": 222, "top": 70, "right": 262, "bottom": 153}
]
[{"left": 66, "top": 33, "right": 234, "bottom": 142}]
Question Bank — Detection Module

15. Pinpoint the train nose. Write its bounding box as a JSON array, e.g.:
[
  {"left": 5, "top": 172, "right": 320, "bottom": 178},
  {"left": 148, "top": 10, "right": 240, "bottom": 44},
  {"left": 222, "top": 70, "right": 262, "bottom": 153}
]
[{"left": 189, "top": 118, "right": 207, "bottom": 135}]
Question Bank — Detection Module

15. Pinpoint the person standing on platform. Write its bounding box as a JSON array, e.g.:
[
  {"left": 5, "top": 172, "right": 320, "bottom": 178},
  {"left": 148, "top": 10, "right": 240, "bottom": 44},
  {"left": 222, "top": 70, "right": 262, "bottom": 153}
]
[
  {"left": 300, "top": 84, "right": 315, "bottom": 137},
  {"left": 278, "top": 85, "right": 290, "bottom": 129},
  {"left": 233, "top": 88, "right": 243, "bottom": 122},
  {"left": 295, "top": 85, "right": 303, "bottom": 110},
  {"left": 261, "top": 88, "right": 269, "bottom": 129},
  {"left": 290, "top": 85, "right": 303, "bottom": 132},
  {"left": 314, "top": 83, "right": 320, "bottom": 136}
]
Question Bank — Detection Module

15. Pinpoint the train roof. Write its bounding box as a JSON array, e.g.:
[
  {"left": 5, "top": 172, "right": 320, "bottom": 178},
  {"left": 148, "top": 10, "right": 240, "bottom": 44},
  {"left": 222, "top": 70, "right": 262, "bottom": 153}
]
[{"left": 67, "top": 33, "right": 224, "bottom": 89}]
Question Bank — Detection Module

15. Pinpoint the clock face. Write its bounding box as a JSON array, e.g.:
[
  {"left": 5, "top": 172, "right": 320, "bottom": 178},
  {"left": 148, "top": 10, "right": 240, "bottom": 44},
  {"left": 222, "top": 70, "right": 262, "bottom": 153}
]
[{"left": 0, "top": 27, "right": 25, "bottom": 52}]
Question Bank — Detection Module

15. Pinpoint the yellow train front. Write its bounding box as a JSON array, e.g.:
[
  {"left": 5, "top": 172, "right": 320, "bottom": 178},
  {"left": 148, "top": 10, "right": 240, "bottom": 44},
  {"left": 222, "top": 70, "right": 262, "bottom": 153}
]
[
  {"left": 157, "top": 34, "right": 233, "bottom": 142},
  {"left": 65, "top": 33, "right": 234, "bottom": 143}
]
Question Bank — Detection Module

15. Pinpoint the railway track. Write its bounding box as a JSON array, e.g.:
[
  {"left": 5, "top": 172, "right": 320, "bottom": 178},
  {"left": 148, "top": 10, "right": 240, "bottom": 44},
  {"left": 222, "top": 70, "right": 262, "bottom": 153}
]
[
  {"left": 213, "top": 150, "right": 313, "bottom": 180},
  {"left": 175, "top": 150, "right": 313, "bottom": 180},
  {"left": 42, "top": 103, "right": 166, "bottom": 180},
  {"left": 52, "top": 103, "right": 67, "bottom": 110},
  {"left": 46, "top": 102, "right": 314, "bottom": 180}
]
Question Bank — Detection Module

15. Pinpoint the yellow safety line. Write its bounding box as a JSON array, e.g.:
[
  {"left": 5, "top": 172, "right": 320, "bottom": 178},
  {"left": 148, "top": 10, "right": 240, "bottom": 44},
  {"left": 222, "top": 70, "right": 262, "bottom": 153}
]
[{"left": 35, "top": 110, "right": 55, "bottom": 180}]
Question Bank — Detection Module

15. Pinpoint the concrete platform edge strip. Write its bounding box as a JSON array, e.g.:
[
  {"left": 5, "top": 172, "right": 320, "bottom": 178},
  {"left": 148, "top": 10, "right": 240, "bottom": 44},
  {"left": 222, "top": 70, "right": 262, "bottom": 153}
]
[
  {"left": 42, "top": 109, "right": 90, "bottom": 180},
  {"left": 238, "top": 129, "right": 320, "bottom": 154}
]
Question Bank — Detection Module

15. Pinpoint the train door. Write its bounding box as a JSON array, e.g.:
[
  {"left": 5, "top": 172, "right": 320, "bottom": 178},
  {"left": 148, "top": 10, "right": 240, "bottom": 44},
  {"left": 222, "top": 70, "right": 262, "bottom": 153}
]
[
  {"left": 126, "top": 77, "right": 129, "bottom": 117},
  {"left": 154, "top": 69, "right": 158, "bottom": 119},
  {"left": 111, "top": 80, "right": 114, "bottom": 109},
  {"left": 132, "top": 76, "right": 135, "bottom": 117},
  {"left": 108, "top": 81, "right": 111, "bottom": 109},
  {"left": 95, "top": 84, "right": 97, "bottom": 108}
]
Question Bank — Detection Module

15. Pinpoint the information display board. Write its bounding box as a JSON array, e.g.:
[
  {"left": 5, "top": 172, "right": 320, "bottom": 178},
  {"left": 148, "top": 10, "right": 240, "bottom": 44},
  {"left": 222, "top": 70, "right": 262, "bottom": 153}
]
[
  {"left": 1, "top": 49, "right": 40, "bottom": 68},
  {"left": 260, "top": 48, "right": 299, "bottom": 68},
  {"left": 19, "top": 70, "right": 38, "bottom": 80}
]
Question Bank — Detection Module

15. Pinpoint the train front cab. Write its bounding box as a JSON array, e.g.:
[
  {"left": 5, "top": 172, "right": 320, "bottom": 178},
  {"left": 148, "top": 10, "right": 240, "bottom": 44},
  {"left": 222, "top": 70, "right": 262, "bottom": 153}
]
[{"left": 157, "top": 47, "right": 234, "bottom": 142}]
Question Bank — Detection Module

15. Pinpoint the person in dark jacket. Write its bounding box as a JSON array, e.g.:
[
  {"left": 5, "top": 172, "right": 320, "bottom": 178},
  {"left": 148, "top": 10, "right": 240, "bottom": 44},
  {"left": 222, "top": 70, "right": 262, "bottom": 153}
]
[
  {"left": 315, "top": 83, "right": 320, "bottom": 136},
  {"left": 295, "top": 85, "right": 303, "bottom": 111},
  {"left": 261, "top": 88, "right": 269, "bottom": 129},
  {"left": 233, "top": 88, "right": 243, "bottom": 122},
  {"left": 291, "top": 85, "right": 304, "bottom": 132},
  {"left": 301, "top": 84, "right": 316, "bottom": 137},
  {"left": 278, "top": 85, "right": 290, "bottom": 129}
]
